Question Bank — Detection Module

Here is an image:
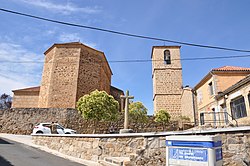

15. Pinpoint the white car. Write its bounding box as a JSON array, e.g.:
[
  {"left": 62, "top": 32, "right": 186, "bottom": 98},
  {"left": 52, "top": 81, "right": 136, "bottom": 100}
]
[{"left": 32, "top": 123, "right": 76, "bottom": 134}]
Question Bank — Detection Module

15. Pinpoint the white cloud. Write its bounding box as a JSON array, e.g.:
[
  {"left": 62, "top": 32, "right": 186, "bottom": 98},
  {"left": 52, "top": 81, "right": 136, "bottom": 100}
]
[
  {"left": 45, "top": 30, "right": 56, "bottom": 35},
  {"left": 58, "top": 33, "right": 97, "bottom": 48},
  {"left": 19, "top": 0, "right": 101, "bottom": 15},
  {"left": 0, "top": 75, "right": 28, "bottom": 95},
  {"left": 0, "top": 42, "right": 43, "bottom": 95}
]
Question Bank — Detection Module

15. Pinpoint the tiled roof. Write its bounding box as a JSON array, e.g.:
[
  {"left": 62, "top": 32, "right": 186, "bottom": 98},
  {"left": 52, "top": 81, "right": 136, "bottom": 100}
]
[
  {"left": 12, "top": 86, "right": 40, "bottom": 92},
  {"left": 194, "top": 66, "right": 250, "bottom": 90},
  {"left": 110, "top": 85, "right": 124, "bottom": 94},
  {"left": 212, "top": 66, "right": 250, "bottom": 71}
]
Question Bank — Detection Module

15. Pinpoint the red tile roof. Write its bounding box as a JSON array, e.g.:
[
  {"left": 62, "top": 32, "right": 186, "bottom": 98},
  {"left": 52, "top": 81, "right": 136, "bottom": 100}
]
[
  {"left": 12, "top": 86, "right": 40, "bottom": 92},
  {"left": 212, "top": 66, "right": 250, "bottom": 71}
]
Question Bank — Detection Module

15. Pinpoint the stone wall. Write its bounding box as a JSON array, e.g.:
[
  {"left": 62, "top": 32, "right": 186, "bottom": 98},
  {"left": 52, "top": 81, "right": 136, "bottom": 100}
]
[
  {"left": 0, "top": 108, "right": 179, "bottom": 135},
  {"left": 38, "top": 47, "right": 54, "bottom": 108},
  {"left": 153, "top": 95, "right": 182, "bottom": 118},
  {"left": 37, "top": 42, "right": 113, "bottom": 109},
  {"left": 0, "top": 108, "right": 68, "bottom": 134},
  {"left": 12, "top": 91, "right": 39, "bottom": 108},
  {"left": 76, "top": 47, "right": 111, "bottom": 101},
  {"left": 181, "top": 87, "right": 196, "bottom": 123},
  {"left": 110, "top": 86, "right": 124, "bottom": 111},
  {"left": 32, "top": 127, "right": 250, "bottom": 166}
]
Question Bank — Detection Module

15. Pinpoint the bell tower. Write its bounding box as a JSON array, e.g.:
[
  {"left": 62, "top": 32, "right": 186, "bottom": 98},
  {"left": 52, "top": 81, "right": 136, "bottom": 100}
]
[{"left": 151, "top": 46, "right": 183, "bottom": 118}]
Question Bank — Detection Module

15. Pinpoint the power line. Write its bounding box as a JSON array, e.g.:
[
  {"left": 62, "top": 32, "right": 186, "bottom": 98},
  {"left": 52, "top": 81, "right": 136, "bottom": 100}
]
[
  {"left": 1, "top": 8, "right": 250, "bottom": 53},
  {"left": 0, "top": 54, "right": 249, "bottom": 64}
]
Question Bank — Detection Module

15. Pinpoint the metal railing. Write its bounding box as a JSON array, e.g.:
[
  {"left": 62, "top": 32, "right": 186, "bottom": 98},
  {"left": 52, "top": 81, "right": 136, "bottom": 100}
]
[{"left": 200, "top": 111, "right": 238, "bottom": 127}]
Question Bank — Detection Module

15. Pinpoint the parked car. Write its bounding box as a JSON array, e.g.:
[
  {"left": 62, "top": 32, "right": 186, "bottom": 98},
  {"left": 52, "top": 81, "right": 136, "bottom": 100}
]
[{"left": 32, "top": 123, "right": 76, "bottom": 134}]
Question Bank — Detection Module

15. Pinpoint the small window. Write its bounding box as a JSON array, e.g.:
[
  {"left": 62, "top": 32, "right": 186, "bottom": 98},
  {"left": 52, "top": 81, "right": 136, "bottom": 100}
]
[
  {"left": 248, "top": 93, "right": 250, "bottom": 106},
  {"left": 209, "top": 82, "right": 214, "bottom": 95},
  {"left": 230, "top": 96, "right": 247, "bottom": 119},
  {"left": 164, "top": 50, "right": 171, "bottom": 64}
]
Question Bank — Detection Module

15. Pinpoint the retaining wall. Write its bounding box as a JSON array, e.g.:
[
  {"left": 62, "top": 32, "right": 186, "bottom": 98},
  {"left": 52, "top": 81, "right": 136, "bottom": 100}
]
[
  {"left": 0, "top": 108, "right": 180, "bottom": 135},
  {"left": 32, "top": 127, "right": 250, "bottom": 166}
]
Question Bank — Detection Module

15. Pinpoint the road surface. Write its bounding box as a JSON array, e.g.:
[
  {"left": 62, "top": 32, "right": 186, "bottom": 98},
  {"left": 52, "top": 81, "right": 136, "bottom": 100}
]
[{"left": 0, "top": 138, "right": 85, "bottom": 166}]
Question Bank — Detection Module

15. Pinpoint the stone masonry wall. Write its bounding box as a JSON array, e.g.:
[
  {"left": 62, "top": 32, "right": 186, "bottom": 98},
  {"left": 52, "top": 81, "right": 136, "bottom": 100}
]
[
  {"left": 110, "top": 86, "right": 124, "bottom": 111},
  {"left": 12, "top": 91, "right": 39, "bottom": 108},
  {"left": 46, "top": 46, "right": 80, "bottom": 108},
  {"left": 0, "top": 108, "right": 179, "bottom": 135},
  {"left": 77, "top": 48, "right": 101, "bottom": 98},
  {"left": 38, "top": 43, "right": 112, "bottom": 109},
  {"left": 38, "top": 48, "right": 54, "bottom": 108},
  {"left": 32, "top": 130, "right": 250, "bottom": 166},
  {"left": 154, "top": 95, "right": 182, "bottom": 118},
  {"left": 63, "top": 109, "right": 179, "bottom": 134},
  {"left": 0, "top": 108, "right": 68, "bottom": 134},
  {"left": 153, "top": 69, "right": 183, "bottom": 95}
]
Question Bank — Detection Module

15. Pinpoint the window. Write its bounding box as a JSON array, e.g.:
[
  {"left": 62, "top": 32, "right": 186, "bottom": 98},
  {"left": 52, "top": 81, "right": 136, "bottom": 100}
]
[
  {"left": 248, "top": 93, "right": 250, "bottom": 106},
  {"left": 197, "top": 90, "right": 203, "bottom": 105},
  {"left": 220, "top": 104, "right": 229, "bottom": 125},
  {"left": 230, "top": 96, "right": 247, "bottom": 119},
  {"left": 164, "top": 50, "right": 171, "bottom": 64},
  {"left": 209, "top": 82, "right": 214, "bottom": 95}
]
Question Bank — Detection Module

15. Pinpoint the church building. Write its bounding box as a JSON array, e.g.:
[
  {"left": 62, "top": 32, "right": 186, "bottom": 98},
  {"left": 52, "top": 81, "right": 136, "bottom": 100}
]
[{"left": 12, "top": 42, "right": 124, "bottom": 109}]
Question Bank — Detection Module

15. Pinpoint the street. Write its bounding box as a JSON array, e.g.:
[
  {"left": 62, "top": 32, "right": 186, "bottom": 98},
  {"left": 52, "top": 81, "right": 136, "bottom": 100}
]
[{"left": 0, "top": 138, "right": 85, "bottom": 166}]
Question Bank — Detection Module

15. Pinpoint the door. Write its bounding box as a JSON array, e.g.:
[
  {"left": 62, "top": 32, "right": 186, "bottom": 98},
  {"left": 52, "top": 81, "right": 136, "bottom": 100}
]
[
  {"left": 200, "top": 113, "right": 205, "bottom": 125},
  {"left": 56, "top": 125, "right": 65, "bottom": 134}
]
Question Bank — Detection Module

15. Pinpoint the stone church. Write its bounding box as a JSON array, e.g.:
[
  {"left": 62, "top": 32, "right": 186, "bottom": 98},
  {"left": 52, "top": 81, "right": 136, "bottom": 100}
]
[
  {"left": 152, "top": 46, "right": 183, "bottom": 117},
  {"left": 12, "top": 42, "right": 124, "bottom": 109}
]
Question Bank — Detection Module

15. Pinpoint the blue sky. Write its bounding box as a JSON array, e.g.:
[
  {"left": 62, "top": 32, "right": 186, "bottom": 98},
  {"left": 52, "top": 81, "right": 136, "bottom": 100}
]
[{"left": 0, "top": 0, "right": 250, "bottom": 114}]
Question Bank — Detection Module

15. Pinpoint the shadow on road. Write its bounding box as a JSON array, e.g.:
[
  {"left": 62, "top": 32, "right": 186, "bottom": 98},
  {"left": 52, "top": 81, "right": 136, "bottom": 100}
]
[
  {"left": 0, "top": 138, "right": 12, "bottom": 145},
  {"left": 0, "top": 155, "right": 14, "bottom": 166}
]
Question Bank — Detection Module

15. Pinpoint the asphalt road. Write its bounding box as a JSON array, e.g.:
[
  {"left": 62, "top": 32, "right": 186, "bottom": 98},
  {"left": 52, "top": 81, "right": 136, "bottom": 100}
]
[{"left": 0, "top": 138, "right": 85, "bottom": 166}]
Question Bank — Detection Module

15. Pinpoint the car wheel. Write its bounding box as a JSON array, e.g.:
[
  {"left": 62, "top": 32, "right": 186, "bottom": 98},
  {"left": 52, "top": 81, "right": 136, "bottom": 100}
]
[
  {"left": 65, "top": 132, "right": 71, "bottom": 134},
  {"left": 36, "top": 131, "right": 43, "bottom": 134}
]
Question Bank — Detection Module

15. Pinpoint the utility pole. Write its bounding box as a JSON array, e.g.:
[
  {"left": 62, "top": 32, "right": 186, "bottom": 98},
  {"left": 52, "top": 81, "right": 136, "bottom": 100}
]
[{"left": 120, "top": 90, "right": 134, "bottom": 133}]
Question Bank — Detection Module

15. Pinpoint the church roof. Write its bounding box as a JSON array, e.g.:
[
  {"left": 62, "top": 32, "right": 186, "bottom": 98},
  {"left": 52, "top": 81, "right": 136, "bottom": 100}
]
[
  {"left": 12, "top": 86, "right": 40, "bottom": 92},
  {"left": 110, "top": 85, "right": 124, "bottom": 94},
  {"left": 44, "top": 42, "right": 103, "bottom": 55}
]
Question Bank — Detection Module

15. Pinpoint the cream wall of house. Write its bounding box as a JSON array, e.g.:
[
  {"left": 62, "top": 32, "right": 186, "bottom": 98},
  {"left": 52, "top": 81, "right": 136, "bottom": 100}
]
[
  {"left": 215, "top": 74, "right": 248, "bottom": 92},
  {"left": 196, "top": 76, "right": 216, "bottom": 111},
  {"left": 217, "top": 84, "right": 250, "bottom": 126},
  {"left": 181, "top": 88, "right": 195, "bottom": 123}
]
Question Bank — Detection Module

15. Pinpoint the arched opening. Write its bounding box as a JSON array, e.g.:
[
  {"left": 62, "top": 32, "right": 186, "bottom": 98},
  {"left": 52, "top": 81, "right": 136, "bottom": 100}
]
[{"left": 164, "top": 50, "right": 171, "bottom": 64}]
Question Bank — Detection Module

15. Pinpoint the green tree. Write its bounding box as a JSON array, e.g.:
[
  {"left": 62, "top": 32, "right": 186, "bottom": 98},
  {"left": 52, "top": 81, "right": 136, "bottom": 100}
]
[
  {"left": 77, "top": 90, "right": 119, "bottom": 133},
  {"left": 179, "top": 115, "right": 190, "bottom": 122},
  {"left": 129, "top": 102, "right": 148, "bottom": 123},
  {"left": 154, "top": 109, "right": 171, "bottom": 130}
]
